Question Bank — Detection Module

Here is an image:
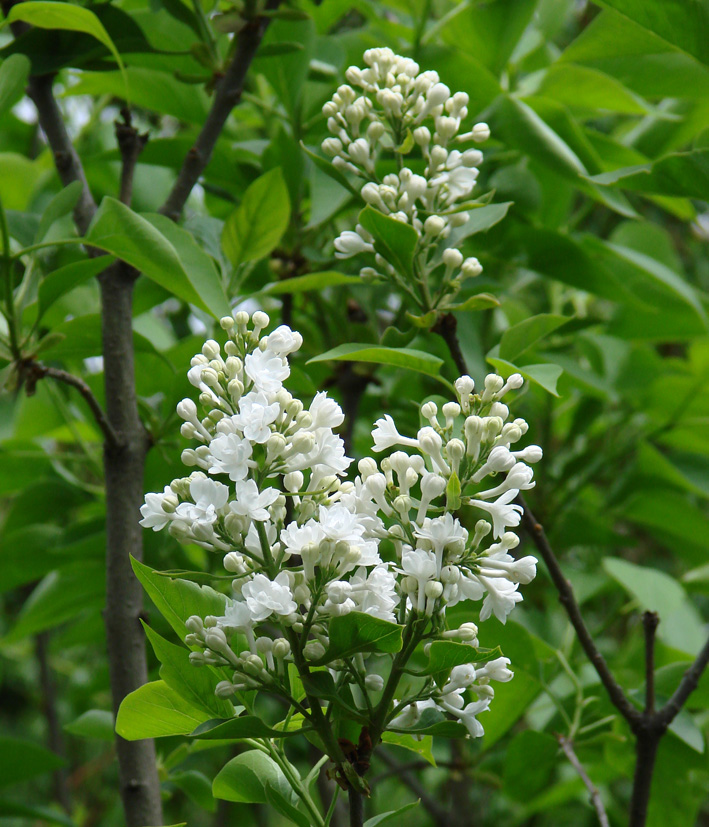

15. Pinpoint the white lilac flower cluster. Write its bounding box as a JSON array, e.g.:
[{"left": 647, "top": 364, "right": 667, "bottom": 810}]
[
  {"left": 140, "top": 313, "right": 541, "bottom": 740},
  {"left": 322, "top": 47, "right": 490, "bottom": 294}
]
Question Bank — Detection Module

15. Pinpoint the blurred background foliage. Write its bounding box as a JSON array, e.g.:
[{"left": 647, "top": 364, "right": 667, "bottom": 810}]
[{"left": 1, "top": 0, "right": 709, "bottom": 825}]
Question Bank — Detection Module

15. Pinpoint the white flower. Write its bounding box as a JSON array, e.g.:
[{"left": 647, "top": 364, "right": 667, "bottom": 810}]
[
  {"left": 478, "top": 577, "right": 523, "bottom": 624},
  {"left": 350, "top": 565, "right": 398, "bottom": 622},
  {"left": 216, "top": 600, "right": 253, "bottom": 632},
  {"left": 451, "top": 698, "right": 490, "bottom": 738},
  {"left": 176, "top": 478, "right": 229, "bottom": 527},
  {"left": 264, "top": 325, "right": 302, "bottom": 356},
  {"left": 371, "top": 414, "right": 419, "bottom": 452},
  {"left": 242, "top": 572, "right": 297, "bottom": 621},
  {"left": 233, "top": 392, "right": 280, "bottom": 444},
  {"left": 244, "top": 349, "right": 289, "bottom": 395},
  {"left": 230, "top": 479, "right": 280, "bottom": 522},
  {"left": 414, "top": 513, "right": 467, "bottom": 572},
  {"left": 477, "top": 657, "right": 513, "bottom": 683},
  {"left": 280, "top": 521, "right": 325, "bottom": 558},
  {"left": 309, "top": 392, "right": 345, "bottom": 429},
  {"left": 208, "top": 432, "right": 252, "bottom": 481},
  {"left": 468, "top": 489, "right": 523, "bottom": 538},
  {"left": 140, "top": 485, "right": 175, "bottom": 530},
  {"left": 400, "top": 548, "right": 438, "bottom": 612},
  {"left": 334, "top": 230, "right": 374, "bottom": 259}
]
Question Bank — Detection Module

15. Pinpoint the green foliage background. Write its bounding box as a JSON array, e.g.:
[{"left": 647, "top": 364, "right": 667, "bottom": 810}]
[{"left": 1, "top": 0, "right": 709, "bottom": 825}]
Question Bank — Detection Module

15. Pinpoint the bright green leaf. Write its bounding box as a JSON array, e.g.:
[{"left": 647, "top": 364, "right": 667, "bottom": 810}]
[
  {"left": 212, "top": 750, "right": 290, "bottom": 804},
  {"left": 0, "top": 54, "right": 30, "bottom": 118},
  {"left": 64, "top": 709, "right": 115, "bottom": 741},
  {"left": 487, "top": 356, "right": 563, "bottom": 396},
  {"left": 264, "top": 270, "right": 362, "bottom": 294},
  {"left": 222, "top": 168, "right": 290, "bottom": 267},
  {"left": 116, "top": 680, "right": 209, "bottom": 739},
  {"left": 312, "top": 612, "right": 403, "bottom": 665},
  {"left": 308, "top": 344, "right": 444, "bottom": 379},
  {"left": 499, "top": 314, "right": 571, "bottom": 361},
  {"left": 37, "top": 257, "right": 112, "bottom": 321},
  {"left": 191, "top": 715, "right": 305, "bottom": 740},
  {"left": 358, "top": 206, "right": 418, "bottom": 279}
]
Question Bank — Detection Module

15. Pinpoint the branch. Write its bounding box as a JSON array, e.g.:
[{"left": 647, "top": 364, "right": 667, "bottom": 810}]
[
  {"left": 21, "top": 359, "right": 120, "bottom": 447},
  {"left": 159, "top": 2, "right": 281, "bottom": 221},
  {"left": 114, "top": 108, "right": 148, "bottom": 207},
  {"left": 657, "top": 633, "right": 709, "bottom": 728},
  {"left": 432, "top": 312, "right": 468, "bottom": 377},
  {"left": 557, "top": 736, "right": 609, "bottom": 827},
  {"left": 518, "top": 496, "right": 640, "bottom": 726},
  {"left": 376, "top": 748, "right": 449, "bottom": 825},
  {"left": 26, "top": 75, "right": 96, "bottom": 235},
  {"left": 642, "top": 612, "right": 659, "bottom": 715}
]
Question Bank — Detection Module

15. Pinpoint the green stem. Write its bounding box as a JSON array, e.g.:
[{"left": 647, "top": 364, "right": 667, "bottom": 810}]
[
  {"left": 11, "top": 238, "right": 85, "bottom": 260},
  {"left": 265, "top": 740, "right": 326, "bottom": 827},
  {"left": 0, "top": 193, "right": 19, "bottom": 357}
]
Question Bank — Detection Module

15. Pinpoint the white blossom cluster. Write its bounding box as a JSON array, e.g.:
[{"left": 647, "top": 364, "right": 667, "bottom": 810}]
[
  {"left": 140, "top": 313, "right": 540, "bottom": 740},
  {"left": 321, "top": 47, "right": 490, "bottom": 294}
]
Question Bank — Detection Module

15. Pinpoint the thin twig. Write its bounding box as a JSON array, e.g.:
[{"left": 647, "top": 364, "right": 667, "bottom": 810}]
[
  {"left": 432, "top": 312, "right": 468, "bottom": 377},
  {"left": 21, "top": 359, "right": 120, "bottom": 447},
  {"left": 517, "top": 496, "right": 641, "bottom": 725},
  {"left": 557, "top": 735, "right": 609, "bottom": 827},
  {"left": 642, "top": 612, "right": 659, "bottom": 715},
  {"left": 114, "top": 108, "right": 148, "bottom": 207},
  {"left": 26, "top": 75, "right": 97, "bottom": 235},
  {"left": 159, "top": 1, "right": 281, "bottom": 220},
  {"left": 657, "top": 634, "right": 709, "bottom": 728},
  {"left": 376, "top": 748, "right": 449, "bottom": 825}
]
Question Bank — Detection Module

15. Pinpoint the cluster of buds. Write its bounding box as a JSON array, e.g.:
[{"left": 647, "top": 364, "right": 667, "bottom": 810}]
[
  {"left": 140, "top": 316, "right": 540, "bottom": 739},
  {"left": 321, "top": 48, "right": 491, "bottom": 306}
]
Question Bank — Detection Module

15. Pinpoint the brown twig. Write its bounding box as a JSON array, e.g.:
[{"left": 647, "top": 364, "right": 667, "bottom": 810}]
[
  {"left": 642, "top": 612, "right": 659, "bottom": 715},
  {"left": 557, "top": 735, "right": 609, "bottom": 827},
  {"left": 35, "top": 632, "right": 72, "bottom": 816},
  {"left": 159, "top": 1, "right": 281, "bottom": 221},
  {"left": 21, "top": 359, "right": 120, "bottom": 447},
  {"left": 518, "top": 497, "right": 641, "bottom": 726},
  {"left": 115, "top": 108, "right": 148, "bottom": 207},
  {"left": 432, "top": 312, "right": 468, "bottom": 377}
]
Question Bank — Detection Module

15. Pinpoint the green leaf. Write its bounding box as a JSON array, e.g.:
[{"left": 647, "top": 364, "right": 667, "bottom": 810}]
[
  {"left": 308, "top": 344, "right": 444, "bottom": 379},
  {"left": 131, "top": 558, "right": 227, "bottom": 642},
  {"left": 5, "top": 2, "right": 127, "bottom": 92},
  {"left": 312, "top": 612, "right": 404, "bottom": 665},
  {"left": 0, "top": 525, "right": 62, "bottom": 593},
  {"left": 423, "top": 641, "right": 503, "bottom": 685},
  {"left": 364, "top": 801, "right": 420, "bottom": 827},
  {"left": 3, "top": 561, "right": 105, "bottom": 642},
  {"left": 191, "top": 716, "right": 304, "bottom": 740},
  {"left": 212, "top": 751, "right": 290, "bottom": 804},
  {"left": 603, "top": 557, "right": 705, "bottom": 653},
  {"left": 142, "top": 214, "right": 229, "bottom": 318},
  {"left": 592, "top": 0, "right": 709, "bottom": 67},
  {"left": 222, "top": 168, "right": 290, "bottom": 267},
  {"left": 451, "top": 202, "right": 513, "bottom": 242},
  {"left": 486, "top": 356, "right": 563, "bottom": 397},
  {"left": 499, "top": 314, "right": 571, "bottom": 361},
  {"left": 38, "top": 257, "right": 111, "bottom": 321},
  {"left": 531, "top": 63, "right": 650, "bottom": 115},
  {"left": 265, "top": 786, "right": 311, "bottom": 827},
  {"left": 264, "top": 270, "right": 362, "bottom": 294},
  {"left": 492, "top": 96, "right": 586, "bottom": 180},
  {"left": 0, "top": 737, "right": 65, "bottom": 788},
  {"left": 300, "top": 143, "right": 361, "bottom": 198},
  {"left": 0, "top": 54, "right": 30, "bottom": 118},
  {"left": 590, "top": 149, "right": 709, "bottom": 201},
  {"left": 0, "top": 800, "right": 74, "bottom": 826},
  {"left": 388, "top": 707, "right": 469, "bottom": 738},
  {"left": 357, "top": 206, "right": 418, "bottom": 279},
  {"left": 381, "top": 732, "right": 436, "bottom": 766},
  {"left": 116, "top": 680, "right": 210, "bottom": 739},
  {"left": 86, "top": 197, "right": 223, "bottom": 317},
  {"left": 446, "top": 471, "right": 462, "bottom": 511},
  {"left": 503, "top": 731, "right": 558, "bottom": 801},
  {"left": 34, "top": 181, "right": 83, "bottom": 244},
  {"left": 64, "top": 709, "right": 115, "bottom": 741},
  {"left": 143, "top": 623, "right": 234, "bottom": 719},
  {"left": 446, "top": 293, "right": 500, "bottom": 312},
  {"left": 35, "top": 313, "right": 159, "bottom": 361},
  {"left": 170, "top": 770, "right": 216, "bottom": 813}
]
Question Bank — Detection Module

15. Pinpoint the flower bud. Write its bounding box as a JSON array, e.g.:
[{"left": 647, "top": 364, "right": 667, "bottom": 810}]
[
  {"left": 364, "top": 674, "right": 384, "bottom": 692},
  {"left": 472, "top": 122, "right": 490, "bottom": 143},
  {"left": 443, "top": 248, "right": 464, "bottom": 268}
]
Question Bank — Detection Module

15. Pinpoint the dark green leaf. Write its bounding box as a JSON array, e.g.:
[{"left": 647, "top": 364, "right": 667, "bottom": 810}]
[
  {"left": 499, "top": 314, "right": 571, "bottom": 361},
  {"left": 38, "top": 257, "right": 111, "bottom": 320},
  {"left": 308, "top": 344, "right": 443, "bottom": 379},
  {"left": 446, "top": 293, "right": 500, "bottom": 312},
  {"left": 364, "top": 801, "right": 420, "bottom": 827},
  {"left": 0, "top": 54, "right": 30, "bottom": 117},
  {"left": 487, "top": 356, "right": 563, "bottom": 396},
  {"left": 64, "top": 709, "right": 114, "bottom": 741},
  {"left": 191, "top": 716, "right": 305, "bottom": 740},
  {"left": 503, "top": 731, "right": 558, "bottom": 801},
  {"left": 264, "top": 271, "right": 362, "bottom": 294},
  {"left": 0, "top": 737, "right": 65, "bottom": 788},
  {"left": 358, "top": 206, "right": 418, "bottom": 279},
  {"left": 312, "top": 612, "right": 404, "bottom": 665},
  {"left": 34, "top": 181, "right": 82, "bottom": 243},
  {"left": 590, "top": 149, "right": 709, "bottom": 200}
]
